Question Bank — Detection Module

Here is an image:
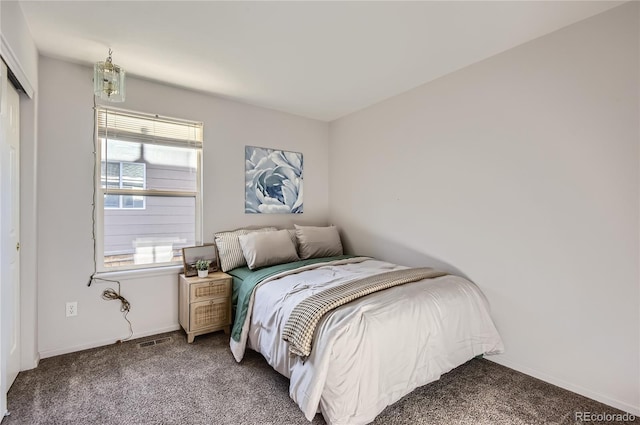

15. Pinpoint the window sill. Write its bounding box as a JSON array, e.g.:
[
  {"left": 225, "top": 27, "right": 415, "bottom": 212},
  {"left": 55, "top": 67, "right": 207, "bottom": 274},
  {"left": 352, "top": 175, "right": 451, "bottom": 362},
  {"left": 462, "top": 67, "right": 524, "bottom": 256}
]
[{"left": 93, "top": 264, "right": 183, "bottom": 281}]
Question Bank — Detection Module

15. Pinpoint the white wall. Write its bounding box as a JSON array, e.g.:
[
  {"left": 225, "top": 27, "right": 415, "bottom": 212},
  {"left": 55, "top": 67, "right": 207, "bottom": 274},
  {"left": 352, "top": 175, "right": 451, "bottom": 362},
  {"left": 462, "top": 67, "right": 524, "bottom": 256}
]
[
  {"left": 329, "top": 3, "right": 639, "bottom": 415},
  {"left": 37, "top": 56, "right": 329, "bottom": 357}
]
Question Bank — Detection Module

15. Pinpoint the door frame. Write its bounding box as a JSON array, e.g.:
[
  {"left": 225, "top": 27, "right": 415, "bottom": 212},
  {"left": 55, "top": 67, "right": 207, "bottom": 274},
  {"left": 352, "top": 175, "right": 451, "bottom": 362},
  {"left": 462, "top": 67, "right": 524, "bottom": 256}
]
[
  {"left": 0, "top": 32, "right": 38, "bottom": 418},
  {"left": 0, "top": 57, "right": 23, "bottom": 419},
  {"left": 0, "top": 55, "right": 5, "bottom": 420}
]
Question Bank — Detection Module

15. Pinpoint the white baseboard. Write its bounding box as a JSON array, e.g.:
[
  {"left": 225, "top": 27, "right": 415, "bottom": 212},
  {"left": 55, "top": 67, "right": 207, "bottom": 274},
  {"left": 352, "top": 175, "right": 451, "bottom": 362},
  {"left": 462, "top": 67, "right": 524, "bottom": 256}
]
[
  {"left": 487, "top": 357, "right": 640, "bottom": 417},
  {"left": 20, "top": 352, "right": 40, "bottom": 372},
  {"left": 27, "top": 354, "right": 40, "bottom": 371},
  {"left": 39, "top": 324, "right": 181, "bottom": 359}
]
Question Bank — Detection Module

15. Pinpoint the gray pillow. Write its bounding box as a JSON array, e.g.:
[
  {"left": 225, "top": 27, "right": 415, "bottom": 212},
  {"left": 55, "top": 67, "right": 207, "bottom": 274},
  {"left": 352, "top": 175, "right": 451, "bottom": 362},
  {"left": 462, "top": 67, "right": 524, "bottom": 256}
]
[
  {"left": 286, "top": 228, "right": 298, "bottom": 248},
  {"left": 214, "top": 227, "right": 277, "bottom": 272},
  {"left": 238, "top": 229, "right": 300, "bottom": 270},
  {"left": 295, "top": 224, "right": 343, "bottom": 260}
]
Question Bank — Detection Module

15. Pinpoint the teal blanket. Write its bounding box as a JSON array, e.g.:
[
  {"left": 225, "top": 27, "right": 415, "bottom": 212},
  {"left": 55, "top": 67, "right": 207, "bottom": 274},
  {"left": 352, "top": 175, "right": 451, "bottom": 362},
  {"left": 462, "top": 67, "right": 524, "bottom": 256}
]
[{"left": 227, "top": 255, "right": 355, "bottom": 341}]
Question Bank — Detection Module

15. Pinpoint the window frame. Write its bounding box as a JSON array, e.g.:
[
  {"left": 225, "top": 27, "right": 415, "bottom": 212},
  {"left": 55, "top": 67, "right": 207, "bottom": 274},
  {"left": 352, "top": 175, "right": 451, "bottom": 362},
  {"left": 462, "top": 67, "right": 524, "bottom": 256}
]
[{"left": 94, "top": 106, "right": 203, "bottom": 273}]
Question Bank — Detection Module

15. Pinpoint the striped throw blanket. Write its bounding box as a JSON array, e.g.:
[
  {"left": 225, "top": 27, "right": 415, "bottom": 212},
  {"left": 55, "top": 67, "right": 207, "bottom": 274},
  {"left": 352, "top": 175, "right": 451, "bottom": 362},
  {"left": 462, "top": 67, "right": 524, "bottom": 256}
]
[{"left": 282, "top": 267, "right": 448, "bottom": 357}]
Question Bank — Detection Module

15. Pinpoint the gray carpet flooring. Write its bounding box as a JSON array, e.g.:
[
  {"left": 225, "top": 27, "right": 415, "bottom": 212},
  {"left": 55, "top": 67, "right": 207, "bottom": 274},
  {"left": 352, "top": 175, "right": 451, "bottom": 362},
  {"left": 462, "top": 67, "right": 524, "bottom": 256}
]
[{"left": 4, "top": 330, "right": 636, "bottom": 425}]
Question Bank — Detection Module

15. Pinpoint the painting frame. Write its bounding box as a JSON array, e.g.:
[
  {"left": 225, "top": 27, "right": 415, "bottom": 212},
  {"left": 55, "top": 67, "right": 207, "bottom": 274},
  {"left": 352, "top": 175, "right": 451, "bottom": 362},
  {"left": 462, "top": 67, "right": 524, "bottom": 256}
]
[
  {"left": 182, "top": 244, "right": 218, "bottom": 277},
  {"left": 245, "top": 145, "right": 304, "bottom": 214}
]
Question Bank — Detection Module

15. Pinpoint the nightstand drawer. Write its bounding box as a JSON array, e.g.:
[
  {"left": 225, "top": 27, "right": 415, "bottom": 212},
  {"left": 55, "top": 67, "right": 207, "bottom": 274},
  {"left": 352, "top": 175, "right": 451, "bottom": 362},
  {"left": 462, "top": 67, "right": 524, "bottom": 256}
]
[
  {"left": 189, "top": 298, "right": 230, "bottom": 331},
  {"left": 190, "top": 279, "right": 231, "bottom": 302}
]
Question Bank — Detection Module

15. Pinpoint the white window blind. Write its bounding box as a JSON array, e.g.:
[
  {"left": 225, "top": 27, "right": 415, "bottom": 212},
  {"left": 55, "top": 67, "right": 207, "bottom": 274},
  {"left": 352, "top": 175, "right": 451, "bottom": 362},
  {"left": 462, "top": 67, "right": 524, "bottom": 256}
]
[{"left": 97, "top": 108, "right": 203, "bottom": 149}]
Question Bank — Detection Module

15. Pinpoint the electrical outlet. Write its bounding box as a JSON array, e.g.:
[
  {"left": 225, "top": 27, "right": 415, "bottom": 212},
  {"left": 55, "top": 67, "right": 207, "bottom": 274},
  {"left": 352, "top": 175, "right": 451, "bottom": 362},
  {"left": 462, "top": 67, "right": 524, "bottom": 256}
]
[{"left": 66, "top": 302, "right": 78, "bottom": 317}]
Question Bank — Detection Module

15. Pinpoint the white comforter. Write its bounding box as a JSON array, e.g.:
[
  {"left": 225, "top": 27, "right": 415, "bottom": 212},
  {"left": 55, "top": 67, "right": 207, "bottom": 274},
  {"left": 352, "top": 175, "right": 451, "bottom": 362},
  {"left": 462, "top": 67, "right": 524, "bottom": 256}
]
[{"left": 230, "top": 258, "right": 504, "bottom": 424}]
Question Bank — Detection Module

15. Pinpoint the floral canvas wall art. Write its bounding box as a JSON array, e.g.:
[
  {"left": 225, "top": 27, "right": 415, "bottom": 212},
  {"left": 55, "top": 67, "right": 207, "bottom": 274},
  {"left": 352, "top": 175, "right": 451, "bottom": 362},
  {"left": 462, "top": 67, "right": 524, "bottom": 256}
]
[{"left": 245, "top": 146, "right": 303, "bottom": 214}]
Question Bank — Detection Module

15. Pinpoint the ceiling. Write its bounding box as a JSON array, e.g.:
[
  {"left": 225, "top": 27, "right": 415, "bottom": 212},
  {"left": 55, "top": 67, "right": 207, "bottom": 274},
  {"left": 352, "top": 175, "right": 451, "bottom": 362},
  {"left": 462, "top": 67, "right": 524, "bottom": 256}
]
[{"left": 20, "top": 1, "right": 623, "bottom": 121}]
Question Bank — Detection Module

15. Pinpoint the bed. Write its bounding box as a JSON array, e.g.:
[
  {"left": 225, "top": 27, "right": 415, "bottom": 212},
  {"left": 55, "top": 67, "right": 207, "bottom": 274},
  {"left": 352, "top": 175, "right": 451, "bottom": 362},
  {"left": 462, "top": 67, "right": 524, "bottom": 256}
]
[{"left": 215, "top": 226, "right": 504, "bottom": 425}]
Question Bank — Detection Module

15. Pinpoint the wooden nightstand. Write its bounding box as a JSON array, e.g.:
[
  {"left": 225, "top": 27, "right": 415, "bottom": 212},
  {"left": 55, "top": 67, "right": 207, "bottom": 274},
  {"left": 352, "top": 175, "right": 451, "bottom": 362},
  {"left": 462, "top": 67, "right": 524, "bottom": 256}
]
[{"left": 179, "top": 272, "right": 232, "bottom": 343}]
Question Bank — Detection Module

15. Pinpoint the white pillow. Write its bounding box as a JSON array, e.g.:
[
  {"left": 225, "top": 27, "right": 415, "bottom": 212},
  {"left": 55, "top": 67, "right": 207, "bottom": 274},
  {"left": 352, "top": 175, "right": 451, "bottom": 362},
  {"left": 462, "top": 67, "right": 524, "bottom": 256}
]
[
  {"left": 238, "top": 229, "right": 300, "bottom": 270},
  {"left": 295, "top": 224, "right": 343, "bottom": 260},
  {"left": 214, "top": 227, "right": 277, "bottom": 272}
]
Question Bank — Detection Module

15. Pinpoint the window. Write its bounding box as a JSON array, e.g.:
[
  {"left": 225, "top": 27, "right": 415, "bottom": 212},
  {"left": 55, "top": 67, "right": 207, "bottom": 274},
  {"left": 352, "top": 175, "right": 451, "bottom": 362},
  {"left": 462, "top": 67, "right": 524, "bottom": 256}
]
[
  {"left": 96, "top": 107, "right": 203, "bottom": 271},
  {"left": 102, "top": 161, "right": 146, "bottom": 209}
]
